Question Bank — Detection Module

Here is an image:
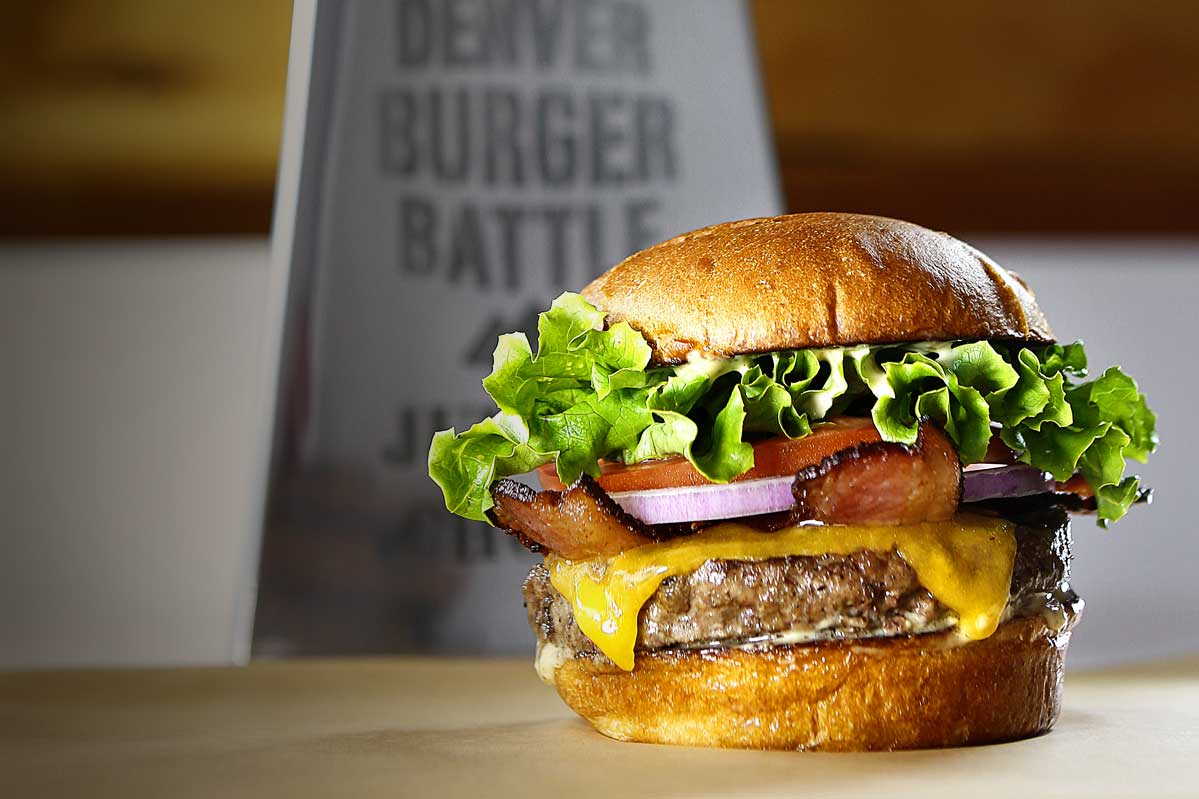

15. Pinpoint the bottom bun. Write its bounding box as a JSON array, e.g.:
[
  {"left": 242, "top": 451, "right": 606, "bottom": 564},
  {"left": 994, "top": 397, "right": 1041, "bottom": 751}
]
[{"left": 547, "top": 615, "right": 1074, "bottom": 751}]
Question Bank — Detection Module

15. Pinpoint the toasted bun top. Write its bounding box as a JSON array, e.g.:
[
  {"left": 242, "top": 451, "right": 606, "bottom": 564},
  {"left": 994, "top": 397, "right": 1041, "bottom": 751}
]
[{"left": 582, "top": 213, "right": 1053, "bottom": 363}]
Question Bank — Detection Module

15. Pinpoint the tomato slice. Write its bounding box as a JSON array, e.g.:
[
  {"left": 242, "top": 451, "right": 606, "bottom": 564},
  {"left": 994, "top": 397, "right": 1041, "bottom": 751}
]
[
  {"left": 1055, "top": 473, "right": 1094, "bottom": 498},
  {"left": 537, "top": 417, "right": 883, "bottom": 492}
]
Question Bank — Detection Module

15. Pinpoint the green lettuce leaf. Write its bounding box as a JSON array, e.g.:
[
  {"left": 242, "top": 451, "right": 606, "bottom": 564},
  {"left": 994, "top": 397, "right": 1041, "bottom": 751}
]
[
  {"left": 429, "top": 293, "right": 1157, "bottom": 527},
  {"left": 690, "top": 386, "right": 756, "bottom": 481},
  {"left": 427, "top": 415, "right": 554, "bottom": 522},
  {"left": 1040, "top": 342, "right": 1088, "bottom": 377},
  {"left": 539, "top": 391, "right": 654, "bottom": 484},
  {"left": 871, "top": 352, "right": 946, "bottom": 444},
  {"left": 1077, "top": 367, "right": 1157, "bottom": 462},
  {"left": 628, "top": 409, "right": 698, "bottom": 464}
]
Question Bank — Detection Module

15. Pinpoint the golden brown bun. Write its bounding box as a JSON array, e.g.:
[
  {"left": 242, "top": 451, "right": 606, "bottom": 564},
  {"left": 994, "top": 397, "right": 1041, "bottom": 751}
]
[
  {"left": 547, "top": 615, "right": 1071, "bottom": 751},
  {"left": 582, "top": 213, "right": 1053, "bottom": 363}
]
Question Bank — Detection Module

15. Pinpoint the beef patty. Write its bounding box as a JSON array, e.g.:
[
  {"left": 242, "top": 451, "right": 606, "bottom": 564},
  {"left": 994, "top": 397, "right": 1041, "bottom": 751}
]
[{"left": 524, "top": 506, "right": 1072, "bottom": 658}]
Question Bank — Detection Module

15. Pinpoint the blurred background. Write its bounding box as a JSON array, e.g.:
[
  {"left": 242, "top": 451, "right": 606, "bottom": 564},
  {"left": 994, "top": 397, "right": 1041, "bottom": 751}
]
[
  {"left": 5, "top": 1, "right": 1198, "bottom": 236},
  {"left": 3, "top": 1, "right": 1197, "bottom": 669}
]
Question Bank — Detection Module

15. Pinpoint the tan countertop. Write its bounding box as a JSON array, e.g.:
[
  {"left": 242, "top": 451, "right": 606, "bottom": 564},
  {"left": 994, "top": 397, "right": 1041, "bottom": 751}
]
[{"left": 3, "top": 656, "right": 1198, "bottom": 798}]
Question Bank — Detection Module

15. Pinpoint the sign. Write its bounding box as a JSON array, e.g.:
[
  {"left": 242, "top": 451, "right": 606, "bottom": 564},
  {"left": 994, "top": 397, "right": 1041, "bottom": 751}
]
[{"left": 254, "top": 0, "right": 781, "bottom": 655}]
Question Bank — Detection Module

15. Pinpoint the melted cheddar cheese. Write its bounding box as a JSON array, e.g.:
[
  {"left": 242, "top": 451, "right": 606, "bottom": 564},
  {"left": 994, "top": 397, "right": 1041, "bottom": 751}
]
[{"left": 547, "top": 515, "right": 1016, "bottom": 671}]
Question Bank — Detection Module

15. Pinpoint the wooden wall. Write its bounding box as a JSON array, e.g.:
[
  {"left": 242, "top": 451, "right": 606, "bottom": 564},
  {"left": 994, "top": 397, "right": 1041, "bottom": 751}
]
[
  {"left": 2, "top": 1, "right": 1197, "bottom": 235},
  {"left": 0, "top": 1, "right": 291, "bottom": 236},
  {"left": 752, "top": 1, "right": 1199, "bottom": 232}
]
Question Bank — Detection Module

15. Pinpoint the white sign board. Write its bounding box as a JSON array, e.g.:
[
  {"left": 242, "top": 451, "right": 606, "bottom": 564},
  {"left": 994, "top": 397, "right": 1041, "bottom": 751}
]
[{"left": 255, "top": 0, "right": 781, "bottom": 655}]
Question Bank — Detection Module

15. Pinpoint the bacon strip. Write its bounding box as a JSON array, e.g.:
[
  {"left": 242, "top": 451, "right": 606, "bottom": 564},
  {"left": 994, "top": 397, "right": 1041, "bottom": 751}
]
[
  {"left": 792, "top": 423, "right": 963, "bottom": 525},
  {"left": 489, "top": 475, "right": 655, "bottom": 558},
  {"left": 983, "top": 434, "right": 1021, "bottom": 465},
  {"left": 492, "top": 423, "right": 966, "bottom": 555}
]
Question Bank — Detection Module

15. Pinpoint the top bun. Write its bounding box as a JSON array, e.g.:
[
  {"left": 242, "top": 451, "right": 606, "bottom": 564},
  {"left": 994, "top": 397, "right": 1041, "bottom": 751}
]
[{"left": 582, "top": 213, "right": 1053, "bottom": 364}]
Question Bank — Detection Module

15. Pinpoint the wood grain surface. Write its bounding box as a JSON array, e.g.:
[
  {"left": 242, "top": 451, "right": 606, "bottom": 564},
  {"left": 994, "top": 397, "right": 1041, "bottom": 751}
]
[{"left": 3, "top": 656, "right": 1197, "bottom": 798}]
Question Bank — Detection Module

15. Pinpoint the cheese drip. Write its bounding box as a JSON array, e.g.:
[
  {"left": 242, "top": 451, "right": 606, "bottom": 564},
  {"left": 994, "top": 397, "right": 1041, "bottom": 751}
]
[{"left": 547, "top": 515, "right": 1017, "bottom": 671}]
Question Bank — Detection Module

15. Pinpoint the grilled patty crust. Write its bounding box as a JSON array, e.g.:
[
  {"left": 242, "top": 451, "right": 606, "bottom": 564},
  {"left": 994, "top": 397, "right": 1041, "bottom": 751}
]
[{"left": 524, "top": 507, "right": 1072, "bottom": 658}]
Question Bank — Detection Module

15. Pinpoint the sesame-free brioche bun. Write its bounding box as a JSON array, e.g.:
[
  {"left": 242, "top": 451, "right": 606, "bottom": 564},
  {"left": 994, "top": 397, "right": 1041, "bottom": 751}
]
[
  {"left": 545, "top": 615, "right": 1072, "bottom": 751},
  {"left": 582, "top": 213, "right": 1053, "bottom": 364}
]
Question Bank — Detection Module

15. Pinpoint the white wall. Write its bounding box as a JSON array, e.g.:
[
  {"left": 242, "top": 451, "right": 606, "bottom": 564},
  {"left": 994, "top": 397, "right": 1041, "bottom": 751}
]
[
  {"left": 0, "top": 236, "right": 1195, "bottom": 669},
  {"left": 973, "top": 238, "right": 1199, "bottom": 667},
  {"left": 0, "top": 241, "right": 270, "bottom": 668}
]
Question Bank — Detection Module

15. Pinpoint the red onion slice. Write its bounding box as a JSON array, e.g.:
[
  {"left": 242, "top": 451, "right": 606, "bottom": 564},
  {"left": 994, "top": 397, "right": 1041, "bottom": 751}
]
[
  {"left": 608, "top": 463, "right": 1054, "bottom": 526},
  {"left": 608, "top": 476, "right": 796, "bottom": 525},
  {"left": 962, "top": 464, "right": 1054, "bottom": 502}
]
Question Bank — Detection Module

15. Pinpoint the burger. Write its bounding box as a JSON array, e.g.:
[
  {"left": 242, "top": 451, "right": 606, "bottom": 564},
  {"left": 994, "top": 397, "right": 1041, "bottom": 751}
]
[{"left": 428, "top": 213, "right": 1157, "bottom": 751}]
